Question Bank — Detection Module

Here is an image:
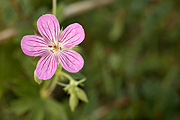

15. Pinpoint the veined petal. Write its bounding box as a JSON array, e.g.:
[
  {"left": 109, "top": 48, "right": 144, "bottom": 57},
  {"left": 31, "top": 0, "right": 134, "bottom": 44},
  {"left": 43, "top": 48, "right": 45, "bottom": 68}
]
[
  {"left": 21, "top": 35, "right": 49, "bottom": 56},
  {"left": 58, "top": 49, "right": 84, "bottom": 73},
  {"left": 36, "top": 53, "right": 58, "bottom": 80},
  {"left": 60, "top": 23, "right": 85, "bottom": 48},
  {"left": 37, "top": 14, "right": 60, "bottom": 43}
]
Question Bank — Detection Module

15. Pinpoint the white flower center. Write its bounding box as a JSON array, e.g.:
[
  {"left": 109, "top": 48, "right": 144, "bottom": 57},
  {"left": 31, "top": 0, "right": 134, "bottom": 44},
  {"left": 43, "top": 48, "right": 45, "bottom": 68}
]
[{"left": 48, "top": 42, "right": 62, "bottom": 54}]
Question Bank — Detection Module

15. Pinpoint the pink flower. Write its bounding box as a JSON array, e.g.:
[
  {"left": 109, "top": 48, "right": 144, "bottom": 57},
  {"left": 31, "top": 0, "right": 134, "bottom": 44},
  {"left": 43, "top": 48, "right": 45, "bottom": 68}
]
[{"left": 21, "top": 14, "right": 84, "bottom": 80}]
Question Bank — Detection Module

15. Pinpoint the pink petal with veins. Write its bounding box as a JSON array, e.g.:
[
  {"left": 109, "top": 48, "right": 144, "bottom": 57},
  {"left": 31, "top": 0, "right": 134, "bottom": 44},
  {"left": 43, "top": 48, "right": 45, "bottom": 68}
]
[
  {"left": 36, "top": 53, "right": 58, "bottom": 80},
  {"left": 58, "top": 49, "right": 84, "bottom": 73},
  {"left": 21, "top": 35, "right": 49, "bottom": 56},
  {"left": 60, "top": 23, "right": 85, "bottom": 48},
  {"left": 37, "top": 14, "right": 60, "bottom": 43}
]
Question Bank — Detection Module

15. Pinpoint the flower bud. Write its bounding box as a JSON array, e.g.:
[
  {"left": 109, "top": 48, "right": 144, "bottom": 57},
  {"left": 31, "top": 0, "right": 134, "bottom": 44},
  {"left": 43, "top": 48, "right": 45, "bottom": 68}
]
[
  {"left": 69, "top": 94, "right": 78, "bottom": 112},
  {"left": 76, "top": 87, "right": 88, "bottom": 103},
  {"left": 34, "top": 70, "right": 42, "bottom": 84}
]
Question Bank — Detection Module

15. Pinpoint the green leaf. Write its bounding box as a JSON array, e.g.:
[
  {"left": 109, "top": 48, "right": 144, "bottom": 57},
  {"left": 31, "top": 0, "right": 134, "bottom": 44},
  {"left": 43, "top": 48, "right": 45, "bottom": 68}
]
[
  {"left": 27, "top": 106, "right": 44, "bottom": 120},
  {"left": 43, "top": 98, "right": 68, "bottom": 120},
  {"left": 76, "top": 87, "right": 88, "bottom": 103},
  {"left": 10, "top": 98, "right": 33, "bottom": 116},
  {"left": 69, "top": 94, "right": 79, "bottom": 112},
  {"left": 10, "top": 97, "right": 67, "bottom": 120}
]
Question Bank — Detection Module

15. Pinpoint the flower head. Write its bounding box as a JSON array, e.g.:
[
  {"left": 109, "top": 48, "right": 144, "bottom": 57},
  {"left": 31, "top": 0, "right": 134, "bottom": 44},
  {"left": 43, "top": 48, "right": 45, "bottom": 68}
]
[{"left": 21, "top": 14, "right": 85, "bottom": 80}]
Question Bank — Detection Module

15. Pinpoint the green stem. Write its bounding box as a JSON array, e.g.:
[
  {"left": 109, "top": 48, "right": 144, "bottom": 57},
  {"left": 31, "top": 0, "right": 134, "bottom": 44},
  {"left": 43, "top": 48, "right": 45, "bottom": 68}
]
[
  {"left": 60, "top": 72, "right": 74, "bottom": 82},
  {"left": 40, "top": 73, "right": 59, "bottom": 98},
  {"left": 40, "top": 69, "right": 78, "bottom": 97},
  {"left": 47, "top": 74, "right": 59, "bottom": 96},
  {"left": 57, "top": 82, "right": 67, "bottom": 87},
  {"left": 40, "top": 80, "right": 51, "bottom": 98},
  {"left": 52, "top": 0, "right": 57, "bottom": 16},
  {"left": 76, "top": 78, "right": 86, "bottom": 85}
]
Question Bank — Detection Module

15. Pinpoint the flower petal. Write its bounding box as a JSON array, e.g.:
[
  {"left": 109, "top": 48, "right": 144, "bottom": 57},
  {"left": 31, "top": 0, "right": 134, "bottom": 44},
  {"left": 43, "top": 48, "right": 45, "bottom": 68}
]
[
  {"left": 60, "top": 23, "right": 85, "bottom": 48},
  {"left": 36, "top": 53, "right": 58, "bottom": 80},
  {"left": 37, "top": 14, "right": 60, "bottom": 43},
  {"left": 58, "top": 49, "right": 84, "bottom": 73},
  {"left": 21, "top": 35, "right": 49, "bottom": 56}
]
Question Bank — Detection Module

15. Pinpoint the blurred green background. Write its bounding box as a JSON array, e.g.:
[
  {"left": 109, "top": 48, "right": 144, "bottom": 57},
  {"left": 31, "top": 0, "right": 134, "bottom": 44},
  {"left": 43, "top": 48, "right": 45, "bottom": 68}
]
[{"left": 0, "top": 0, "right": 180, "bottom": 119}]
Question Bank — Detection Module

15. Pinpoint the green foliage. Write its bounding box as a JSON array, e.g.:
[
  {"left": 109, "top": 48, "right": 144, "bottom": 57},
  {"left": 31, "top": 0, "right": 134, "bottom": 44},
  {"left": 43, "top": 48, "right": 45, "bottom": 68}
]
[
  {"left": 0, "top": 0, "right": 180, "bottom": 120},
  {"left": 10, "top": 97, "right": 67, "bottom": 120}
]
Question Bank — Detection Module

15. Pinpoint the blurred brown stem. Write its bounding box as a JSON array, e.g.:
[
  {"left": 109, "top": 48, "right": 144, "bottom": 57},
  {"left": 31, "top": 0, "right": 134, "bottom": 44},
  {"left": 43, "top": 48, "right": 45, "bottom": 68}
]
[
  {"left": 10, "top": 0, "right": 20, "bottom": 13},
  {"left": 64, "top": 0, "right": 114, "bottom": 19},
  {"left": 0, "top": 28, "right": 17, "bottom": 43},
  {"left": 92, "top": 95, "right": 129, "bottom": 119}
]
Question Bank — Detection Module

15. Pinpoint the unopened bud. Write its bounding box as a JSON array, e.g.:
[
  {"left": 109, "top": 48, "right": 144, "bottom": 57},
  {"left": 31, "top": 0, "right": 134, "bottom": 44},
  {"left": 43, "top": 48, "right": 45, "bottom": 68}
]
[
  {"left": 69, "top": 94, "right": 78, "bottom": 112},
  {"left": 34, "top": 70, "right": 42, "bottom": 85},
  {"left": 76, "top": 87, "right": 88, "bottom": 103}
]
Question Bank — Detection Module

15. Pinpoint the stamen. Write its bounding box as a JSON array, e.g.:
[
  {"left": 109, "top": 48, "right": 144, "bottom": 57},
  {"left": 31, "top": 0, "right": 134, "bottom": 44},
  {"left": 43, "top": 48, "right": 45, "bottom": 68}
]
[
  {"left": 48, "top": 45, "right": 52, "bottom": 48},
  {"left": 50, "top": 50, "right": 54, "bottom": 53},
  {"left": 60, "top": 47, "right": 62, "bottom": 50}
]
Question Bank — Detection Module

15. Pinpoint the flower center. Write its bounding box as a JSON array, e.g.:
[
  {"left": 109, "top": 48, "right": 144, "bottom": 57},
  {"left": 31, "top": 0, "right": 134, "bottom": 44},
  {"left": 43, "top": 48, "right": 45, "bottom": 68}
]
[{"left": 48, "top": 42, "right": 62, "bottom": 54}]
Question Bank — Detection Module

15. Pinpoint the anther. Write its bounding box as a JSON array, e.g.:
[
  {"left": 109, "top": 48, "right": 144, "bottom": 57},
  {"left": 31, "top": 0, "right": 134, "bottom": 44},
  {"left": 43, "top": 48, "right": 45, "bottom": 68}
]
[
  {"left": 50, "top": 50, "right": 54, "bottom": 53},
  {"left": 48, "top": 45, "right": 52, "bottom": 48}
]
